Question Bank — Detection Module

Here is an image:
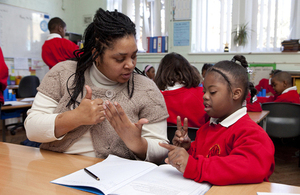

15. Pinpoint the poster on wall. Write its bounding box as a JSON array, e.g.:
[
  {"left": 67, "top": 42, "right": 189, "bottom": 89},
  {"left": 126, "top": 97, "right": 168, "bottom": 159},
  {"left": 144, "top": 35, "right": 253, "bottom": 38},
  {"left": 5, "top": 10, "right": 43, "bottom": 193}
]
[
  {"left": 173, "top": 22, "right": 190, "bottom": 46},
  {"left": 249, "top": 64, "right": 276, "bottom": 86}
]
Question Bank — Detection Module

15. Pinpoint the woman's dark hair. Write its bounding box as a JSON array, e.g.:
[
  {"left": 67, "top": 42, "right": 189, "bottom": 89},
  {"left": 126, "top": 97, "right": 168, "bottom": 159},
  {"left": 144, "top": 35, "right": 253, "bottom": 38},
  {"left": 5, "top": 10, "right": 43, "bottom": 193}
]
[
  {"left": 67, "top": 8, "right": 142, "bottom": 108},
  {"left": 206, "top": 55, "right": 255, "bottom": 103},
  {"left": 154, "top": 52, "right": 200, "bottom": 90}
]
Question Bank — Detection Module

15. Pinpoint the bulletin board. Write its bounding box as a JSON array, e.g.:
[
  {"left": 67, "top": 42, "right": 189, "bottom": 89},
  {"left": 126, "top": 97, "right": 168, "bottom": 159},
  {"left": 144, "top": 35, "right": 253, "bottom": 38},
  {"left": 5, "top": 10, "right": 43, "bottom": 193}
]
[
  {"left": 0, "top": 4, "right": 49, "bottom": 58},
  {"left": 249, "top": 64, "right": 276, "bottom": 86}
]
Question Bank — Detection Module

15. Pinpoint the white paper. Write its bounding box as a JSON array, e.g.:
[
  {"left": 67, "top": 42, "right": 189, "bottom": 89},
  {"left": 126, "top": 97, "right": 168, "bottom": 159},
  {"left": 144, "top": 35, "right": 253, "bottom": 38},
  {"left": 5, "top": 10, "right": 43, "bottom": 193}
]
[
  {"left": 51, "top": 155, "right": 211, "bottom": 195},
  {"left": 4, "top": 101, "right": 29, "bottom": 106},
  {"left": 14, "top": 57, "right": 29, "bottom": 69},
  {"left": 20, "top": 98, "right": 35, "bottom": 102}
]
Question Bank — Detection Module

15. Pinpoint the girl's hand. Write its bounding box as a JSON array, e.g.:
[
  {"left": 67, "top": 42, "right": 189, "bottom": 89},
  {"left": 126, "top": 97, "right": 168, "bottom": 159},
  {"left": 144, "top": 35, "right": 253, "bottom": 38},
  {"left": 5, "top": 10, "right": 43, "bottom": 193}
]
[
  {"left": 172, "top": 116, "right": 191, "bottom": 150},
  {"left": 159, "top": 142, "right": 189, "bottom": 173},
  {"left": 74, "top": 85, "right": 106, "bottom": 125},
  {"left": 103, "top": 100, "right": 148, "bottom": 159}
]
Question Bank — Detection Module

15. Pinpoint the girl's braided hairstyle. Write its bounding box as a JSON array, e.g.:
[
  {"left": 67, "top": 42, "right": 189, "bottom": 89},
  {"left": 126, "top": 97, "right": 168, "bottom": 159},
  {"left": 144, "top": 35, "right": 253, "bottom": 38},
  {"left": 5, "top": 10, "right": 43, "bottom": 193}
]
[
  {"left": 207, "top": 55, "right": 256, "bottom": 103},
  {"left": 66, "top": 8, "right": 143, "bottom": 108}
]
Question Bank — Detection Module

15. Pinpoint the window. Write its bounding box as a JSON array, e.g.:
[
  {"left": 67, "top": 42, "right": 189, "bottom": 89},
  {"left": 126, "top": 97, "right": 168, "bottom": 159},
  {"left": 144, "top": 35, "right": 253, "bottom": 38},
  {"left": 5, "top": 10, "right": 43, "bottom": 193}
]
[
  {"left": 107, "top": 0, "right": 166, "bottom": 52},
  {"left": 191, "top": 0, "right": 294, "bottom": 53}
]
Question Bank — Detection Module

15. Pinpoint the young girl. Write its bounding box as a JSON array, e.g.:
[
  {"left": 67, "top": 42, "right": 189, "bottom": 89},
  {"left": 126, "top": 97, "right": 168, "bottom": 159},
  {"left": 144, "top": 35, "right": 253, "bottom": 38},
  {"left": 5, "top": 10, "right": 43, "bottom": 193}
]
[
  {"left": 143, "top": 65, "right": 155, "bottom": 80},
  {"left": 246, "top": 82, "right": 262, "bottom": 112},
  {"left": 160, "top": 55, "right": 275, "bottom": 185}
]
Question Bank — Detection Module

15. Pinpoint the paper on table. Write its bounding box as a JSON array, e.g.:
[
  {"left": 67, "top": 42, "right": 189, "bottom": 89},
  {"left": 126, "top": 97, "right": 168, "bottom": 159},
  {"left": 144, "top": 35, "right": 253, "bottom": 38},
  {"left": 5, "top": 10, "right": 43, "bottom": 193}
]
[
  {"left": 20, "top": 98, "right": 35, "bottom": 102},
  {"left": 51, "top": 154, "right": 211, "bottom": 195},
  {"left": 4, "top": 101, "right": 29, "bottom": 106}
]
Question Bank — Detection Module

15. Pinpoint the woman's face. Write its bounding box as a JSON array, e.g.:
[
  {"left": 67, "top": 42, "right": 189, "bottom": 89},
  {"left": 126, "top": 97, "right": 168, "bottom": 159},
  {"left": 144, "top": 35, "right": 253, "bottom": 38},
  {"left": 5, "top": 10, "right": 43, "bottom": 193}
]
[
  {"left": 96, "top": 35, "right": 138, "bottom": 83},
  {"left": 146, "top": 67, "right": 155, "bottom": 79}
]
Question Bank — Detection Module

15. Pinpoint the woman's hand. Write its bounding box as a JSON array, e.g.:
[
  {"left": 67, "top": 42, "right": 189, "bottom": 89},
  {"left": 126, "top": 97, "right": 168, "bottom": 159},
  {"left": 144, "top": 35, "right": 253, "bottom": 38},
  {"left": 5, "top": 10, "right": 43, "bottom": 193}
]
[
  {"left": 103, "top": 100, "right": 148, "bottom": 160},
  {"left": 159, "top": 142, "right": 189, "bottom": 173},
  {"left": 172, "top": 116, "right": 191, "bottom": 150},
  {"left": 54, "top": 85, "right": 105, "bottom": 138}
]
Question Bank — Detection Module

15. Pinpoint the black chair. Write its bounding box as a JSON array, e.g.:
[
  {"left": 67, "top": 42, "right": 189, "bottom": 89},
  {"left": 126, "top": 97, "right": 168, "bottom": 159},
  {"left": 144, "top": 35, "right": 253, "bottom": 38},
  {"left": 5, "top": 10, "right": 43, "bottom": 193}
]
[
  {"left": 167, "top": 126, "right": 199, "bottom": 144},
  {"left": 6, "top": 75, "right": 40, "bottom": 135},
  {"left": 261, "top": 102, "right": 300, "bottom": 138}
]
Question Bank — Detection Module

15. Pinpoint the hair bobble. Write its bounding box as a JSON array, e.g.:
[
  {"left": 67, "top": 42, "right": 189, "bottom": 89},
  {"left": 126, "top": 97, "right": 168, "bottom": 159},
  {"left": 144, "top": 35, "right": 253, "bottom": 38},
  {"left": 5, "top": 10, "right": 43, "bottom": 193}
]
[
  {"left": 247, "top": 67, "right": 253, "bottom": 74},
  {"left": 231, "top": 58, "right": 236, "bottom": 63}
]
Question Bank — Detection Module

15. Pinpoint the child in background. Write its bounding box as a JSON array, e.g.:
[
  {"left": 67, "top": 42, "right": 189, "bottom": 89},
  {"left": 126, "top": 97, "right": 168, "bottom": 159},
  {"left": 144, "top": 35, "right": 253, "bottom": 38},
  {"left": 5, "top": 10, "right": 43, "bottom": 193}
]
[
  {"left": 246, "top": 82, "right": 262, "bottom": 112},
  {"left": 255, "top": 69, "right": 282, "bottom": 96},
  {"left": 201, "top": 63, "right": 214, "bottom": 80},
  {"left": 160, "top": 55, "right": 275, "bottom": 185},
  {"left": 143, "top": 65, "right": 155, "bottom": 80},
  {"left": 154, "top": 52, "right": 208, "bottom": 128},
  {"left": 42, "top": 17, "right": 79, "bottom": 69},
  {"left": 0, "top": 47, "right": 8, "bottom": 114},
  {"left": 258, "top": 71, "right": 300, "bottom": 104}
]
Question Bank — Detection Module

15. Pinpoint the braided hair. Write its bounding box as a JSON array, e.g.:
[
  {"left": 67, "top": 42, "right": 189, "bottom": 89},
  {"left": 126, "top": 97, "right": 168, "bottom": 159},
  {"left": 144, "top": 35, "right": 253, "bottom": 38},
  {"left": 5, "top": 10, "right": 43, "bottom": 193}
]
[
  {"left": 206, "top": 55, "right": 255, "bottom": 103},
  {"left": 67, "top": 8, "right": 142, "bottom": 108}
]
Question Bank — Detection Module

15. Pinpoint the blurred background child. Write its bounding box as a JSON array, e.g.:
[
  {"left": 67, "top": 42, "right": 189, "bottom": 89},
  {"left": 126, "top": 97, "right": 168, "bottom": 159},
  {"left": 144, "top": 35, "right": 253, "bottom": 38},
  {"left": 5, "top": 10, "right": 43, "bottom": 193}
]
[
  {"left": 154, "top": 52, "right": 208, "bottom": 128},
  {"left": 143, "top": 65, "right": 155, "bottom": 80},
  {"left": 255, "top": 69, "right": 282, "bottom": 97}
]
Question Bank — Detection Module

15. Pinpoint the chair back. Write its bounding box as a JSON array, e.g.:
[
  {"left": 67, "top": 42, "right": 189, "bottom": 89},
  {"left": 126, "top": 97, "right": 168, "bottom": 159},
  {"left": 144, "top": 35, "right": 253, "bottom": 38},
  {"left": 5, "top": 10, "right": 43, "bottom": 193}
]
[
  {"left": 167, "top": 126, "right": 199, "bottom": 144},
  {"left": 17, "top": 75, "right": 40, "bottom": 98},
  {"left": 261, "top": 102, "right": 300, "bottom": 138}
]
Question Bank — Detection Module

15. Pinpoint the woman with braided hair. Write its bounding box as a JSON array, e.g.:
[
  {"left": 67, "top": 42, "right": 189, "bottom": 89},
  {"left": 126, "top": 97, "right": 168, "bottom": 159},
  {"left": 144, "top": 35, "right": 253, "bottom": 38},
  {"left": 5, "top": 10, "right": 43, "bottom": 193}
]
[{"left": 25, "top": 8, "right": 169, "bottom": 164}]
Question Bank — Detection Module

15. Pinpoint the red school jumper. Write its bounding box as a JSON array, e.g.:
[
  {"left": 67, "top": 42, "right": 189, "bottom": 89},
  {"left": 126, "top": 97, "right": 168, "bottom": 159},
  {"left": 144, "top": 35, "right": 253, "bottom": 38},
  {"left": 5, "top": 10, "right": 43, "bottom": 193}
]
[
  {"left": 42, "top": 38, "right": 79, "bottom": 69},
  {"left": 0, "top": 47, "right": 8, "bottom": 105},
  {"left": 161, "top": 87, "right": 208, "bottom": 128},
  {"left": 255, "top": 78, "right": 276, "bottom": 95},
  {"left": 258, "top": 90, "right": 300, "bottom": 104},
  {"left": 183, "top": 114, "right": 275, "bottom": 185}
]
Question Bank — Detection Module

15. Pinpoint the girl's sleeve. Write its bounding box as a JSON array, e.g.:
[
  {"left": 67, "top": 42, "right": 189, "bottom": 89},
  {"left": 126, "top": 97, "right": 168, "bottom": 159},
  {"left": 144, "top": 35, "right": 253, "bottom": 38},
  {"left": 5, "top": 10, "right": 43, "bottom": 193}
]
[
  {"left": 183, "top": 129, "right": 275, "bottom": 185},
  {"left": 0, "top": 47, "right": 8, "bottom": 93}
]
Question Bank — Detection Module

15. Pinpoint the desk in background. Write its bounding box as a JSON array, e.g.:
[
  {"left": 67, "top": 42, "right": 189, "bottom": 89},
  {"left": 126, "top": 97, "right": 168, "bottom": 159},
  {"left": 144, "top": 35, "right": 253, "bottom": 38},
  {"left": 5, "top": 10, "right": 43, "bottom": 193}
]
[
  {"left": 248, "top": 110, "right": 270, "bottom": 130},
  {"left": 1, "top": 142, "right": 300, "bottom": 195},
  {"left": 1, "top": 100, "right": 32, "bottom": 142}
]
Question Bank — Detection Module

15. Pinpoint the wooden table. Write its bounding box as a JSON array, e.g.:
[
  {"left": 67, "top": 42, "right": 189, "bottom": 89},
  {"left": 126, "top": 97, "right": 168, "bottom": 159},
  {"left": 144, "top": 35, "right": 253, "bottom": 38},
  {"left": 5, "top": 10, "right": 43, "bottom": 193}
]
[
  {"left": 1, "top": 142, "right": 300, "bottom": 195},
  {"left": 248, "top": 110, "right": 270, "bottom": 130},
  {"left": 0, "top": 142, "right": 103, "bottom": 194}
]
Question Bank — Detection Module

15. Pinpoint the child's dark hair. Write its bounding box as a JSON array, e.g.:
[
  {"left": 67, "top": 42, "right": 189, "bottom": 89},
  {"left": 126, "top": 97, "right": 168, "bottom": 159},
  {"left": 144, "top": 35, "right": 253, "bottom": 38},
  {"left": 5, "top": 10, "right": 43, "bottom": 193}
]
[
  {"left": 201, "top": 63, "right": 214, "bottom": 73},
  {"left": 142, "top": 65, "right": 154, "bottom": 76},
  {"left": 206, "top": 55, "right": 256, "bottom": 103},
  {"left": 272, "top": 71, "right": 292, "bottom": 86},
  {"left": 48, "top": 17, "right": 66, "bottom": 31},
  {"left": 66, "top": 8, "right": 141, "bottom": 108},
  {"left": 154, "top": 52, "right": 200, "bottom": 90}
]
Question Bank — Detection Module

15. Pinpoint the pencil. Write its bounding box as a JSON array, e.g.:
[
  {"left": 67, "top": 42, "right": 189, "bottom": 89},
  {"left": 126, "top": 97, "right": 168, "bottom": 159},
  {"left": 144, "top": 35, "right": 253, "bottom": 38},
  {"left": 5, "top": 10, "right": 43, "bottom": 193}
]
[{"left": 84, "top": 168, "right": 100, "bottom": 181}]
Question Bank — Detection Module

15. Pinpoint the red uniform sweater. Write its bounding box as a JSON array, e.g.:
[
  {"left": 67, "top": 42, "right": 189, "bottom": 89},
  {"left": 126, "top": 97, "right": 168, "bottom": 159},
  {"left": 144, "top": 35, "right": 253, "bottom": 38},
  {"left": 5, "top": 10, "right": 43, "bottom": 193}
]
[
  {"left": 183, "top": 114, "right": 275, "bottom": 185},
  {"left": 0, "top": 47, "right": 8, "bottom": 104},
  {"left": 255, "top": 78, "right": 275, "bottom": 95},
  {"left": 258, "top": 90, "right": 300, "bottom": 104},
  {"left": 42, "top": 38, "right": 79, "bottom": 69},
  {"left": 246, "top": 93, "right": 262, "bottom": 112},
  {"left": 161, "top": 87, "right": 208, "bottom": 128}
]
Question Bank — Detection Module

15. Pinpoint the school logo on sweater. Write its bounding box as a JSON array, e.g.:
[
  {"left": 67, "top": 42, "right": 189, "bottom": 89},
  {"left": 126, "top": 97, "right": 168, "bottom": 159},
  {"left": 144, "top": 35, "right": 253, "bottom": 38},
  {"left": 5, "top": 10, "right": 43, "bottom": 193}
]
[{"left": 207, "top": 144, "right": 221, "bottom": 157}]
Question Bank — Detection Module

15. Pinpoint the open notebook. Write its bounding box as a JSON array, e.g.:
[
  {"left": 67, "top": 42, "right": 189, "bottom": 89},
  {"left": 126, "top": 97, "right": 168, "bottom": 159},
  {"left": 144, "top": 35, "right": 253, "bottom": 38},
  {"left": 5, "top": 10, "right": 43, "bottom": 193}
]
[{"left": 51, "top": 154, "right": 211, "bottom": 195}]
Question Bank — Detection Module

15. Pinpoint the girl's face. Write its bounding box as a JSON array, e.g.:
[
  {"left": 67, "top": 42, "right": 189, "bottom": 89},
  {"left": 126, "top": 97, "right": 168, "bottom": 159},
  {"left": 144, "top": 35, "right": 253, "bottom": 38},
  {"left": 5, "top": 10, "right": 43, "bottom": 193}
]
[
  {"left": 146, "top": 67, "right": 155, "bottom": 79},
  {"left": 96, "top": 35, "right": 138, "bottom": 83},
  {"left": 203, "top": 71, "right": 239, "bottom": 122}
]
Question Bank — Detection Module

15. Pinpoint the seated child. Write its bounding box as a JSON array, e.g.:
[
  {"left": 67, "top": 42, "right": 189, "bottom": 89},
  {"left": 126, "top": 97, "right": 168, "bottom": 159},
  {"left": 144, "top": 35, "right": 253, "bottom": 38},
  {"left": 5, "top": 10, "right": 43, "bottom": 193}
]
[
  {"left": 258, "top": 71, "right": 300, "bottom": 104},
  {"left": 246, "top": 83, "right": 262, "bottom": 112},
  {"left": 143, "top": 65, "right": 155, "bottom": 80},
  {"left": 255, "top": 69, "right": 281, "bottom": 96},
  {"left": 160, "top": 55, "right": 275, "bottom": 185}
]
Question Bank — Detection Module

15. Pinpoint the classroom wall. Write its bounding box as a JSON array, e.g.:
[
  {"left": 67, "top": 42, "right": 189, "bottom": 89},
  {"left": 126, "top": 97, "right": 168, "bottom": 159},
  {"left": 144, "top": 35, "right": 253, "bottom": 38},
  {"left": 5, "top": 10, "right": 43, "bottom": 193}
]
[{"left": 1, "top": 0, "right": 299, "bottom": 80}]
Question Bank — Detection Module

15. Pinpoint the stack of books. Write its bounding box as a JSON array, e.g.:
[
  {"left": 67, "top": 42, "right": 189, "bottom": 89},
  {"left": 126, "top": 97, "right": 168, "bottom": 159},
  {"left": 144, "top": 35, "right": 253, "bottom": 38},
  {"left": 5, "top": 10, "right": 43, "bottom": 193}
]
[{"left": 281, "top": 39, "right": 299, "bottom": 52}]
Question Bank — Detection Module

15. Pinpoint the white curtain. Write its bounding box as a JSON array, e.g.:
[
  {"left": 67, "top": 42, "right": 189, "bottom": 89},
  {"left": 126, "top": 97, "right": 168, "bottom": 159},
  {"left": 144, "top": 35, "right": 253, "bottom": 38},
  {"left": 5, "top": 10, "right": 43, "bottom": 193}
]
[
  {"left": 191, "top": 0, "right": 232, "bottom": 53},
  {"left": 192, "top": 0, "right": 293, "bottom": 53}
]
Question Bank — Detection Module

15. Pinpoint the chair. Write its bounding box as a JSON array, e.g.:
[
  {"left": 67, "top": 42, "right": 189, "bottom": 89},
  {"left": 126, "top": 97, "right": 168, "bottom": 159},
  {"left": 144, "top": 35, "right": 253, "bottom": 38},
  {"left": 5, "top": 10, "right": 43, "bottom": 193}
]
[
  {"left": 261, "top": 102, "right": 300, "bottom": 138},
  {"left": 167, "top": 126, "right": 199, "bottom": 144},
  {"left": 4, "top": 75, "right": 40, "bottom": 135}
]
